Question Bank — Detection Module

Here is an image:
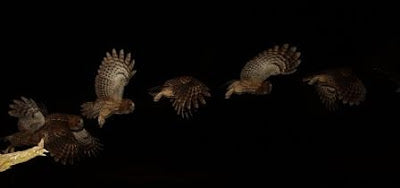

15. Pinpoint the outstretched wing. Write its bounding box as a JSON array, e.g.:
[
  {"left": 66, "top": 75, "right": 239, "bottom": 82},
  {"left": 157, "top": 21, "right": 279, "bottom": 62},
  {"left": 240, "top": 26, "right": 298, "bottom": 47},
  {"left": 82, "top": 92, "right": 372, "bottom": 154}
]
[
  {"left": 316, "top": 85, "right": 339, "bottom": 111},
  {"left": 43, "top": 120, "right": 102, "bottom": 165},
  {"left": 8, "top": 97, "right": 46, "bottom": 132},
  {"left": 311, "top": 69, "right": 367, "bottom": 111},
  {"left": 167, "top": 76, "right": 211, "bottom": 118},
  {"left": 240, "top": 44, "right": 301, "bottom": 81},
  {"left": 95, "top": 49, "right": 136, "bottom": 101},
  {"left": 332, "top": 69, "right": 367, "bottom": 106}
]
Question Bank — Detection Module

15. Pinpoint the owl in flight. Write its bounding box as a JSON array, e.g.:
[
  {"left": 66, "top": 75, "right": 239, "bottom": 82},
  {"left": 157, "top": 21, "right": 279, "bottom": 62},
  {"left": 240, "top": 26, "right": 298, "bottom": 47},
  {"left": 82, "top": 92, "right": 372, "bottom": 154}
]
[
  {"left": 303, "top": 68, "right": 367, "bottom": 111},
  {"left": 149, "top": 76, "right": 211, "bottom": 118},
  {"left": 225, "top": 44, "right": 302, "bottom": 99},
  {"left": 81, "top": 49, "right": 136, "bottom": 127},
  {"left": 4, "top": 97, "right": 102, "bottom": 165}
]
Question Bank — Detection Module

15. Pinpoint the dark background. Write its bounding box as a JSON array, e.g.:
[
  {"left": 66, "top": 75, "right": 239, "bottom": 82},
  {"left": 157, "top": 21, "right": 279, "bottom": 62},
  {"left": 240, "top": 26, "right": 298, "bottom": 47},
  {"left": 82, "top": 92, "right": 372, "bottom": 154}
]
[{"left": 1, "top": 2, "right": 399, "bottom": 186}]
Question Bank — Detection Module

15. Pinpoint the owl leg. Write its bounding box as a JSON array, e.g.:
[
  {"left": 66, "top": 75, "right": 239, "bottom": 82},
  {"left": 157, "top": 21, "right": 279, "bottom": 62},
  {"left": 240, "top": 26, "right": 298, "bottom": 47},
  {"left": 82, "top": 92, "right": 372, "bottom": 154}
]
[
  {"left": 98, "top": 116, "right": 106, "bottom": 128},
  {"left": 225, "top": 88, "right": 234, "bottom": 99},
  {"left": 2, "top": 146, "right": 15, "bottom": 154},
  {"left": 98, "top": 109, "right": 113, "bottom": 128},
  {"left": 153, "top": 92, "right": 164, "bottom": 102}
]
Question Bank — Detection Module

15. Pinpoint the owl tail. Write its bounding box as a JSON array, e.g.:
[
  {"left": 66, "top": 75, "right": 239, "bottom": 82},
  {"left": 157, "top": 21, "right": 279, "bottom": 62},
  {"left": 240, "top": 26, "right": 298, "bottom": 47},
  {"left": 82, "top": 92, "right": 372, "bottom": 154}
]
[{"left": 81, "top": 102, "right": 100, "bottom": 119}]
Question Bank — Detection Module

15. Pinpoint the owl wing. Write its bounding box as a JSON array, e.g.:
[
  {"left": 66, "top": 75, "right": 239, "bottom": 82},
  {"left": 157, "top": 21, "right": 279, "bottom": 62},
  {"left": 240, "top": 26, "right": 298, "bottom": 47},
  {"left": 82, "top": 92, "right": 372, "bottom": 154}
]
[
  {"left": 316, "top": 84, "right": 339, "bottom": 111},
  {"left": 332, "top": 70, "right": 367, "bottom": 106},
  {"left": 43, "top": 121, "right": 102, "bottom": 165},
  {"left": 240, "top": 44, "right": 301, "bottom": 81},
  {"left": 167, "top": 76, "right": 211, "bottom": 118},
  {"left": 95, "top": 49, "right": 136, "bottom": 101},
  {"left": 8, "top": 97, "right": 46, "bottom": 132}
]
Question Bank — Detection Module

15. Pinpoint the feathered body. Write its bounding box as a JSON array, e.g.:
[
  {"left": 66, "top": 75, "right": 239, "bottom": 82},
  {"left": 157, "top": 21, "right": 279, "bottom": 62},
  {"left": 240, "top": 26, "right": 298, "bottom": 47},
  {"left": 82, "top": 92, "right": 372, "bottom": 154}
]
[
  {"left": 150, "top": 76, "right": 211, "bottom": 118},
  {"left": 4, "top": 97, "right": 101, "bottom": 165},
  {"left": 303, "top": 68, "right": 367, "bottom": 111},
  {"left": 226, "top": 44, "right": 302, "bottom": 99},
  {"left": 81, "top": 49, "right": 136, "bottom": 127}
]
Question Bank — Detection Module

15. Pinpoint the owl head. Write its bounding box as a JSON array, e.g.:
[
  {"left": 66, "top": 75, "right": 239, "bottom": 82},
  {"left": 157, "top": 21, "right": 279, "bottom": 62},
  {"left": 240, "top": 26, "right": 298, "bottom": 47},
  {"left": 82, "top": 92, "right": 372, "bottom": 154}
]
[
  {"left": 225, "top": 80, "right": 272, "bottom": 99},
  {"left": 118, "top": 99, "right": 135, "bottom": 114}
]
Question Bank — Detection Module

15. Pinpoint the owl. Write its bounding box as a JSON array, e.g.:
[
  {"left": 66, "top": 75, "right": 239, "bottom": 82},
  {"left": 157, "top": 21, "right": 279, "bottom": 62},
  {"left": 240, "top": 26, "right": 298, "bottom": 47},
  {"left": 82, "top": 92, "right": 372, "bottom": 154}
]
[
  {"left": 4, "top": 97, "right": 102, "bottom": 165},
  {"left": 303, "top": 68, "right": 367, "bottom": 111},
  {"left": 149, "top": 76, "right": 211, "bottom": 118},
  {"left": 81, "top": 49, "right": 136, "bottom": 127},
  {"left": 225, "top": 44, "right": 302, "bottom": 99},
  {"left": 0, "top": 139, "right": 48, "bottom": 172}
]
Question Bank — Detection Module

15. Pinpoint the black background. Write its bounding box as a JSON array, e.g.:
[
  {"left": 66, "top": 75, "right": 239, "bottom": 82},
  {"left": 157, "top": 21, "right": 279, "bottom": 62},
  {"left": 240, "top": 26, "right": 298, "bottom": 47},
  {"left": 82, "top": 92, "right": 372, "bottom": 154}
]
[{"left": 1, "top": 2, "right": 399, "bottom": 186}]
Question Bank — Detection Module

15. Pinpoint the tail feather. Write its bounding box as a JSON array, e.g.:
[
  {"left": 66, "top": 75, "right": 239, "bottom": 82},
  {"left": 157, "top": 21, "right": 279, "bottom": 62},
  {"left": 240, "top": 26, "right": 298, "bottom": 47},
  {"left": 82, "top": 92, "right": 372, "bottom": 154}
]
[{"left": 80, "top": 102, "right": 99, "bottom": 119}]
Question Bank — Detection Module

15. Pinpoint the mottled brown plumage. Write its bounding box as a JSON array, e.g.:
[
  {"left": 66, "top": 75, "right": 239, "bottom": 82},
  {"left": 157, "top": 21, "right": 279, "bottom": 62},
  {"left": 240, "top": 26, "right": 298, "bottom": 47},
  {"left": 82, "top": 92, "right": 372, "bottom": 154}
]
[
  {"left": 149, "top": 76, "right": 211, "bottom": 118},
  {"left": 303, "top": 68, "right": 367, "bottom": 111},
  {"left": 226, "top": 44, "right": 301, "bottom": 99},
  {"left": 81, "top": 49, "right": 136, "bottom": 127},
  {"left": 4, "top": 97, "right": 102, "bottom": 165}
]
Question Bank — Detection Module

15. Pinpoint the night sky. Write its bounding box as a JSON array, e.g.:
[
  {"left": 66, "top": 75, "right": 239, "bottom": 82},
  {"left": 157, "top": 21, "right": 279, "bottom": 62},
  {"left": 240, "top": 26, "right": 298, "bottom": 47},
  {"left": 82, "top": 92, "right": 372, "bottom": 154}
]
[{"left": 1, "top": 2, "right": 399, "bottom": 186}]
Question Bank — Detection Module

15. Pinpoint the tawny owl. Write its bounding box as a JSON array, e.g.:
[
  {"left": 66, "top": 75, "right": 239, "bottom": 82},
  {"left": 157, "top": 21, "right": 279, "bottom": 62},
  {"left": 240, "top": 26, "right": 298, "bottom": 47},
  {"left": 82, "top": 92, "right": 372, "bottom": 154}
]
[
  {"left": 225, "top": 44, "right": 302, "bottom": 99},
  {"left": 303, "top": 68, "right": 367, "bottom": 111},
  {"left": 0, "top": 139, "right": 48, "bottom": 172},
  {"left": 149, "top": 76, "right": 211, "bottom": 118},
  {"left": 81, "top": 49, "right": 136, "bottom": 127},
  {"left": 4, "top": 97, "right": 102, "bottom": 165}
]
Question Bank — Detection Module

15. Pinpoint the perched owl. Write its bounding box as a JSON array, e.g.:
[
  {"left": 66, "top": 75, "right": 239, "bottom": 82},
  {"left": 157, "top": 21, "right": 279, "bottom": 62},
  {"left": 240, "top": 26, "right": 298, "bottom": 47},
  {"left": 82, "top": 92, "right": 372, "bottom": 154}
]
[
  {"left": 81, "top": 49, "right": 136, "bottom": 127},
  {"left": 149, "top": 76, "right": 211, "bottom": 118},
  {"left": 4, "top": 97, "right": 102, "bottom": 165},
  {"left": 0, "top": 139, "right": 48, "bottom": 172},
  {"left": 225, "top": 44, "right": 302, "bottom": 99},
  {"left": 303, "top": 68, "right": 367, "bottom": 111}
]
